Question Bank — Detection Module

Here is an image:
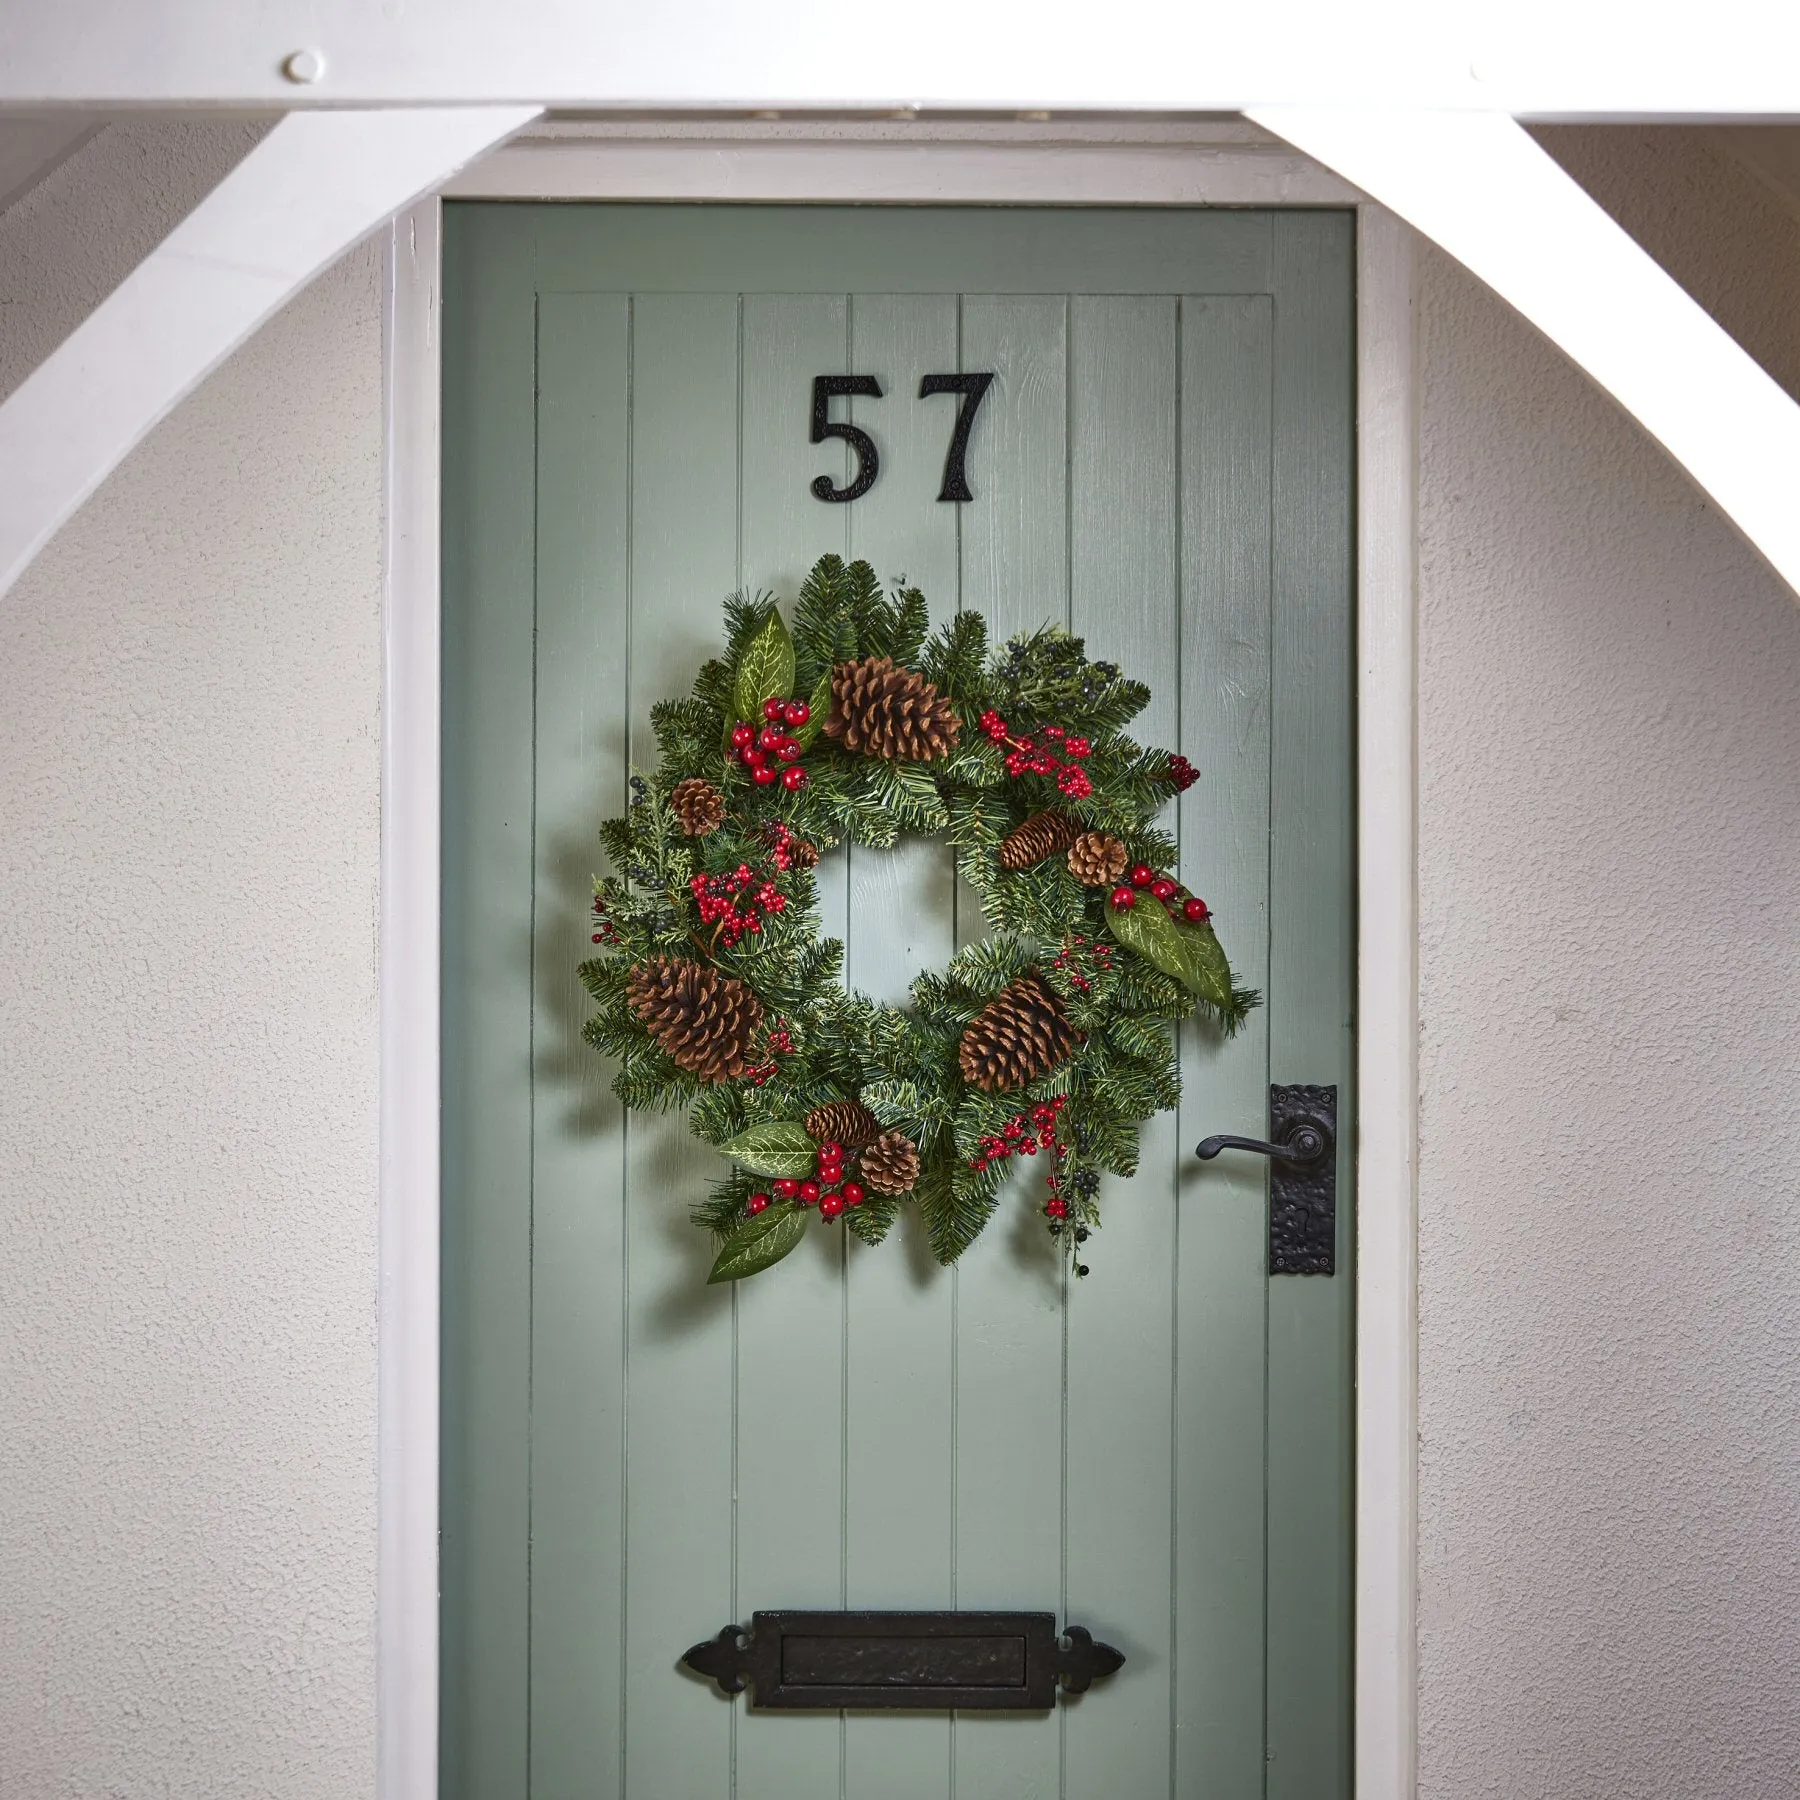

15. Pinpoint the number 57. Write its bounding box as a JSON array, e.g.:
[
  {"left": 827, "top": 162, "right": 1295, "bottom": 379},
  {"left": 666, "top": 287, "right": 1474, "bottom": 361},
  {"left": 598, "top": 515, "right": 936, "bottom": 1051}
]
[{"left": 810, "top": 372, "right": 996, "bottom": 505}]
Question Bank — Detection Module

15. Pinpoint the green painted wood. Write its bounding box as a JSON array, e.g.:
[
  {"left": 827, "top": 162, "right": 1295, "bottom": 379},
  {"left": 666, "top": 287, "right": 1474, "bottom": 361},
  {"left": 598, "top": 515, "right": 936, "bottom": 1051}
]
[
  {"left": 1064, "top": 293, "right": 1181, "bottom": 1798},
  {"left": 1264, "top": 211, "right": 1357, "bottom": 1800},
  {"left": 528, "top": 292, "right": 631, "bottom": 1799},
  {"left": 620, "top": 293, "right": 741, "bottom": 1798},
  {"left": 440, "top": 202, "right": 1354, "bottom": 1800},
  {"left": 524, "top": 204, "right": 1273, "bottom": 299},
  {"left": 440, "top": 208, "right": 537, "bottom": 1800},
  {"left": 1174, "top": 292, "right": 1276, "bottom": 1799}
]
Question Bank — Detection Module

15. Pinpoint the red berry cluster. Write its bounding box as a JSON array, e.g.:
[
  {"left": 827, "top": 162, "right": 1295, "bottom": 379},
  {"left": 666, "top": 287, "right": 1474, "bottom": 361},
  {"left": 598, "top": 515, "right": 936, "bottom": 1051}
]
[
  {"left": 589, "top": 895, "right": 623, "bottom": 947},
  {"left": 751, "top": 1140, "right": 868, "bottom": 1222},
  {"left": 977, "top": 711, "right": 1094, "bottom": 800},
  {"left": 729, "top": 698, "right": 811, "bottom": 792},
  {"left": 744, "top": 1018, "right": 796, "bottom": 1088},
  {"left": 1048, "top": 932, "right": 1114, "bottom": 995},
  {"left": 689, "top": 861, "right": 789, "bottom": 946},
  {"left": 1164, "top": 753, "right": 1200, "bottom": 792},
  {"left": 1107, "top": 862, "right": 1212, "bottom": 925},
  {"left": 761, "top": 821, "right": 807, "bottom": 872},
  {"left": 968, "top": 1094, "right": 1068, "bottom": 1174}
]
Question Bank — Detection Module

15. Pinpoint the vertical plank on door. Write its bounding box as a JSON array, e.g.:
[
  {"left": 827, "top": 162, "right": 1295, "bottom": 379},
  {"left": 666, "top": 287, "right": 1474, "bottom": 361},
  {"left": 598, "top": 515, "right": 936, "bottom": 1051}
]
[
  {"left": 841, "top": 292, "right": 960, "bottom": 1800},
  {"left": 440, "top": 207, "right": 537, "bottom": 1800},
  {"left": 529, "top": 294, "right": 631, "bottom": 1800},
  {"left": 735, "top": 291, "right": 851, "bottom": 1800},
  {"left": 624, "top": 293, "right": 741, "bottom": 1800},
  {"left": 1176, "top": 291, "right": 1276, "bottom": 1799},
  {"left": 1064, "top": 294, "right": 1180, "bottom": 1798},
  {"left": 1264, "top": 212, "right": 1356, "bottom": 1800},
  {"left": 952, "top": 293, "right": 1068, "bottom": 1800}
]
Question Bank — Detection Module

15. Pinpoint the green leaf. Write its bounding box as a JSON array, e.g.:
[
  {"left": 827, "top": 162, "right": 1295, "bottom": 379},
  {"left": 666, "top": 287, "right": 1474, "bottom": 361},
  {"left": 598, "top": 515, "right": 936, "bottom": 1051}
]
[
  {"left": 1174, "top": 917, "right": 1235, "bottom": 1011},
  {"left": 719, "top": 1119, "right": 818, "bottom": 1178},
  {"left": 733, "top": 609, "right": 796, "bottom": 724},
  {"left": 707, "top": 1203, "right": 808, "bottom": 1283},
  {"left": 789, "top": 668, "right": 832, "bottom": 751},
  {"left": 1105, "top": 892, "right": 1239, "bottom": 1011},
  {"left": 1105, "top": 889, "right": 1197, "bottom": 985}
]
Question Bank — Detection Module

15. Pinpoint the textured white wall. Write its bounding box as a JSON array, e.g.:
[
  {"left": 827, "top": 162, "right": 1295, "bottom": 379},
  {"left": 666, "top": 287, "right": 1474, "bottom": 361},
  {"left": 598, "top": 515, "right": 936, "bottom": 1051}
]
[
  {"left": 0, "top": 122, "right": 382, "bottom": 1798},
  {"left": 1416, "top": 127, "right": 1800, "bottom": 1799}
]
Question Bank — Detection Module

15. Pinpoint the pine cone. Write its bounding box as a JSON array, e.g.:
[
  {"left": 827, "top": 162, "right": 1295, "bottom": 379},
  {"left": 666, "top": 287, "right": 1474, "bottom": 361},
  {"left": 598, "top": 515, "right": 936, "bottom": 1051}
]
[
  {"left": 805, "top": 1098, "right": 883, "bottom": 1150},
  {"left": 958, "top": 973, "right": 1076, "bottom": 1092},
  {"left": 626, "top": 958, "right": 763, "bottom": 1082},
  {"left": 999, "top": 809, "right": 1082, "bottom": 871},
  {"left": 822, "top": 656, "right": 961, "bottom": 762},
  {"left": 859, "top": 1131, "right": 921, "bottom": 1195},
  {"left": 670, "top": 777, "right": 726, "bottom": 837},
  {"left": 1067, "top": 831, "right": 1128, "bottom": 888}
]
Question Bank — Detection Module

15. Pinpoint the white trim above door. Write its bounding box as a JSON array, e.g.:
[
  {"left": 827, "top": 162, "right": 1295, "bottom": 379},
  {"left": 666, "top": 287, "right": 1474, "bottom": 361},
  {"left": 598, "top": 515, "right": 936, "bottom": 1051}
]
[{"left": 381, "top": 121, "right": 1419, "bottom": 1800}]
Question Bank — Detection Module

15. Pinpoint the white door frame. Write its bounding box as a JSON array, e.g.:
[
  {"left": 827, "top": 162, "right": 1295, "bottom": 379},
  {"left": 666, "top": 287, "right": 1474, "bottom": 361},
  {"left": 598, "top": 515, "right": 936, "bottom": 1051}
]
[{"left": 381, "top": 119, "right": 1419, "bottom": 1800}]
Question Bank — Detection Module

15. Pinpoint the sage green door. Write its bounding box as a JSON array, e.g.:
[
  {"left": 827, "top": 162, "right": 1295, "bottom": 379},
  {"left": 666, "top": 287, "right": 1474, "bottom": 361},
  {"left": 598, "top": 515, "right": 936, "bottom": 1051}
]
[{"left": 440, "top": 203, "right": 1353, "bottom": 1800}]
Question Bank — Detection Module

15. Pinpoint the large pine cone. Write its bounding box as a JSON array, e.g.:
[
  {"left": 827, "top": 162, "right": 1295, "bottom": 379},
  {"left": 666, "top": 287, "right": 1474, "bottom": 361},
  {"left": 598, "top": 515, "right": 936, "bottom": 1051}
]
[
  {"left": 805, "top": 1098, "right": 883, "bottom": 1150},
  {"left": 958, "top": 973, "right": 1076, "bottom": 1092},
  {"left": 999, "top": 809, "right": 1082, "bottom": 871},
  {"left": 626, "top": 958, "right": 763, "bottom": 1082},
  {"left": 671, "top": 776, "right": 726, "bottom": 837},
  {"left": 859, "top": 1131, "right": 921, "bottom": 1195},
  {"left": 1067, "top": 831, "right": 1128, "bottom": 888},
  {"left": 822, "top": 656, "right": 960, "bottom": 762}
]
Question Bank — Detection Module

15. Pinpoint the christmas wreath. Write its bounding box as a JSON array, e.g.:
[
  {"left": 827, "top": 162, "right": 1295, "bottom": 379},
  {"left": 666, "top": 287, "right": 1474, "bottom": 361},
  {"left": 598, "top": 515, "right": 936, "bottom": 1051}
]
[{"left": 579, "top": 555, "right": 1257, "bottom": 1284}]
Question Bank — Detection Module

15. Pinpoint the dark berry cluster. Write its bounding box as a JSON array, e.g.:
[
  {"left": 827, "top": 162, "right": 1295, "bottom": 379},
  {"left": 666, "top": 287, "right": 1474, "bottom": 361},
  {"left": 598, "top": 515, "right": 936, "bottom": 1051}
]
[
  {"left": 727, "top": 696, "right": 812, "bottom": 792},
  {"left": 1164, "top": 753, "right": 1200, "bottom": 791},
  {"left": 1080, "top": 659, "right": 1120, "bottom": 704},
  {"left": 1107, "top": 862, "right": 1212, "bottom": 924},
  {"left": 977, "top": 710, "right": 1094, "bottom": 800},
  {"left": 749, "top": 1139, "right": 867, "bottom": 1222},
  {"left": 689, "top": 862, "right": 789, "bottom": 947}
]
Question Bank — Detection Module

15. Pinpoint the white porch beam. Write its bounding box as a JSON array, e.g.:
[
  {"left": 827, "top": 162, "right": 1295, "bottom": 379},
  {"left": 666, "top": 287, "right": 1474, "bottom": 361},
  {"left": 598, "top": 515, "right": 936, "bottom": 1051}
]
[
  {"left": 0, "top": 0, "right": 1796, "bottom": 114},
  {"left": 1250, "top": 106, "right": 1800, "bottom": 606},
  {"left": 0, "top": 105, "right": 536, "bottom": 601}
]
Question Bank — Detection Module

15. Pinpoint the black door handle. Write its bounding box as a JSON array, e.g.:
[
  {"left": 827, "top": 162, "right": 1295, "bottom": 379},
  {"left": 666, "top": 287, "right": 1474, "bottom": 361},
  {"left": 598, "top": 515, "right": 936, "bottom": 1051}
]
[
  {"left": 1194, "top": 1124, "right": 1327, "bottom": 1165},
  {"left": 1193, "top": 1085, "right": 1338, "bottom": 1276}
]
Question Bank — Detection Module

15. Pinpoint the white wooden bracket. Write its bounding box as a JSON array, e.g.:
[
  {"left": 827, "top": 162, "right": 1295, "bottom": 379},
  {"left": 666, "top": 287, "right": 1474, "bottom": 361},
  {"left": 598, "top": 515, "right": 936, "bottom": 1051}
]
[
  {"left": 0, "top": 105, "right": 537, "bottom": 600},
  {"left": 1249, "top": 106, "right": 1800, "bottom": 606}
]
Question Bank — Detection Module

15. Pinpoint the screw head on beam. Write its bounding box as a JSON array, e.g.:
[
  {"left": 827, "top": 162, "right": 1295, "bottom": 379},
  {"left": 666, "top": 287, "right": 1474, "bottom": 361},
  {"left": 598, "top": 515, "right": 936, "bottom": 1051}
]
[{"left": 282, "top": 48, "right": 326, "bottom": 85}]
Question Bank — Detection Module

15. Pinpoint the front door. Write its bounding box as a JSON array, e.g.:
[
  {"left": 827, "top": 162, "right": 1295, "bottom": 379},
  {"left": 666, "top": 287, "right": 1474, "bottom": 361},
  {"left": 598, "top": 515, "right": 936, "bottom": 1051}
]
[{"left": 440, "top": 202, "right": 1354, "bottom": 1799}]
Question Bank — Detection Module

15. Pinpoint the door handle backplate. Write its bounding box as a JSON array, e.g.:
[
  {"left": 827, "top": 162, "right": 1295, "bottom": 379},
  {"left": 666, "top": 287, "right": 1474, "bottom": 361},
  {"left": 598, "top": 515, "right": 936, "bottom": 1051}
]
[{"left": 1195, "top": 1083, "right": 1337, "bottom": 1276}]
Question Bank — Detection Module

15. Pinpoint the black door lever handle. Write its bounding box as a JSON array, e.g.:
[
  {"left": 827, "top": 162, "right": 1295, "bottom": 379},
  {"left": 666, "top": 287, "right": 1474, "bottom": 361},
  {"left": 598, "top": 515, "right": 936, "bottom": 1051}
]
[
  {"left": 1194, "top": 1086, "right": 1338, "bottom": 1275},
  {"left": 1194, "top": 1124, "right": 1328, "bottom": 1165}
]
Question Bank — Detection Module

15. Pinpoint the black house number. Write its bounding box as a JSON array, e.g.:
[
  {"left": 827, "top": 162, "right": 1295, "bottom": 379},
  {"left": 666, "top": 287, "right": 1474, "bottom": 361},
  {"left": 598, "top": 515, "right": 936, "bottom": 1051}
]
[{"left": 809, "top": 372, "right": 996, "bottom": 505}]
